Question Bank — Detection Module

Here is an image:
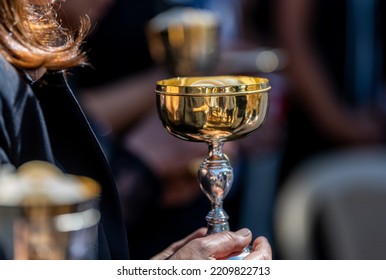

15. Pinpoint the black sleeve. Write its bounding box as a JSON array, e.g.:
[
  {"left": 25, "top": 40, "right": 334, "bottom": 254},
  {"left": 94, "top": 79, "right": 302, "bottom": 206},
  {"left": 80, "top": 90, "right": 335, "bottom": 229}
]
[{"left": 0, "top": 55, "right": 56, "bottom": 168}]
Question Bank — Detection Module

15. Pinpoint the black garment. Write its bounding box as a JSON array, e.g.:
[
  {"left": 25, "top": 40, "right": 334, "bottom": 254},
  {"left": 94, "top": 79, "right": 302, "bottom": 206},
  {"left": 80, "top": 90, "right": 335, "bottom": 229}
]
[{"left": 0, "top": 54, "right": 129, "bottom": 259}]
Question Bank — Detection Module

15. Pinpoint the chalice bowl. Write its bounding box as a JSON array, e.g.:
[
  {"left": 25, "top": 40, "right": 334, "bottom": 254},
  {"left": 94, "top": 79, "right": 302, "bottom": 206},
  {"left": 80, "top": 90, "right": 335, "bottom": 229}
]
[{"left": 156, "top": 76, "right": 270, "bottom": 259}]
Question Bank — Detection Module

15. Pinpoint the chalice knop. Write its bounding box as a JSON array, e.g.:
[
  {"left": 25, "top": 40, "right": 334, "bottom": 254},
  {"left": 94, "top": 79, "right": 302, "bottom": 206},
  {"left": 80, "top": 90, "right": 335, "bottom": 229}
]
[{"left": 155, "top": 76, "right": 270, "bottom": 254}]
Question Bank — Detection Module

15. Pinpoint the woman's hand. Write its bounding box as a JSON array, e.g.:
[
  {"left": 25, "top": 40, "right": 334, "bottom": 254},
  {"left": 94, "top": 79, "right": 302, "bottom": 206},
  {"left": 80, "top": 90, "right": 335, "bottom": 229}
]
[{"left": 151, "top": 228, "right": 272, "bottom": 260}]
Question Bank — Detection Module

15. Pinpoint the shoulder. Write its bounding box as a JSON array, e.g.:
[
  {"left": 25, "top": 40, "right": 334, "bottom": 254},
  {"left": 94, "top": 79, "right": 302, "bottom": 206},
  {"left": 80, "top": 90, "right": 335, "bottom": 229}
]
[
  {"left": 0, "top": 54, "right": 22, "bottom": 85},
  {"left": 0, "top": 54, "right": 36, "bottom": 107}
]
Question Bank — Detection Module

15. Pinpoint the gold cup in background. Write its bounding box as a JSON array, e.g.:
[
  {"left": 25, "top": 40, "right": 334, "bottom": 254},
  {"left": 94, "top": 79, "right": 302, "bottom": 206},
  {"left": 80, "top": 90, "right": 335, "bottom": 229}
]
[{"left": 147, "top": 7, "right": 220, "bottom": 76}]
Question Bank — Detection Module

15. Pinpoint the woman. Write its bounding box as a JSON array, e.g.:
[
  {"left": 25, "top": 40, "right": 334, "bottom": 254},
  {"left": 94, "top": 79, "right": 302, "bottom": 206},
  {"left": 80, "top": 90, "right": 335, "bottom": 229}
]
[{"left": 0, "top": 0, "right": 271, "bottom": 260}]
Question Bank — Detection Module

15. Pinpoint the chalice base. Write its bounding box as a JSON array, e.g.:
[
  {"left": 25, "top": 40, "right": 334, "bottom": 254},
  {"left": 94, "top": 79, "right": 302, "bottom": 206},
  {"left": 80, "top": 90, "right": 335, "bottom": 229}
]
[{"left": 227, "top": 246, "right": 251, "bottom": 260}]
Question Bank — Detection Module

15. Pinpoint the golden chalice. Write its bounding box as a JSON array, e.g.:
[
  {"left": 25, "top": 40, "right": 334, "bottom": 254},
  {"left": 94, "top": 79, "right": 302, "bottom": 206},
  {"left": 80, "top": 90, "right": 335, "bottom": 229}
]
[{"left": 155, "top": 76, "right": 270, "bottom": 258}]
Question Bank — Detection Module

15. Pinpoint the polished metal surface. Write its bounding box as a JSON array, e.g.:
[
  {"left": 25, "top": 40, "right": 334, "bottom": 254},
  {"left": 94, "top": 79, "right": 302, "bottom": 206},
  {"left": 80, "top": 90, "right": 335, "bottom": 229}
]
[
  {"left": 155, "top": 76, "right": 270, "bottom": 238},
  {"left": 156, "top": 76, "right": 270, "bottom": 143}
]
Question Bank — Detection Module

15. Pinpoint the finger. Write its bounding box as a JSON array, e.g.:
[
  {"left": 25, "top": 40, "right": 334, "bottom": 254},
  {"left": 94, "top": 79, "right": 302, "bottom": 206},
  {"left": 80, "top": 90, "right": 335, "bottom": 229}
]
[
  {"left": 197, "top": 228, "right": 253, "bottom": 260},
  {"left": 151, "top": 227, "right": 207, "bottom": 260},
  {"left": 243, "top": 236, "right": 272, "bottom": 260},
  {"left": 166, "top": 227, "right": 208, "bottom": 252}
]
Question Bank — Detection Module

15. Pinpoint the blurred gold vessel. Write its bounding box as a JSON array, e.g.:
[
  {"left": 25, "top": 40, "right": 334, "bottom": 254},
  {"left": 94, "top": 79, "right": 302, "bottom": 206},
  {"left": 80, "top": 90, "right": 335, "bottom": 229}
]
[
  {"left": 147, "top": 7, "right": 220, "bottom": 76},
  {"left": 0, "top": 161, "right": 101, "bottom": 260}
]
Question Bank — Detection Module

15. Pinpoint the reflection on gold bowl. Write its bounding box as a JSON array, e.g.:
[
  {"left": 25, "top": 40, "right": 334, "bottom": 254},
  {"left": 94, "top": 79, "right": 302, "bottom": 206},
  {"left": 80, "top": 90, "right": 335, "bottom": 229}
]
[{"left": 156, "top": 76, "right": 271, "bottom": 142}]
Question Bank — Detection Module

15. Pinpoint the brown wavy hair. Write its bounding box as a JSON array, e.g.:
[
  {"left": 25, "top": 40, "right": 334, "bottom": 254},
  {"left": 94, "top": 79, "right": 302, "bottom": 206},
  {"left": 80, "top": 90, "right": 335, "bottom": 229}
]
[{"left": 0, "top": 0, "right": 90, "bottom": 70}]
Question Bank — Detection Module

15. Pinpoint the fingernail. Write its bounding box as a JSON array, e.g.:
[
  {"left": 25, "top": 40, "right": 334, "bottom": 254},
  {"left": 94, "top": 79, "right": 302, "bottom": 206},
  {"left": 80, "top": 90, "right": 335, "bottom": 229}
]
[{"left": 236, "top": 228, "right": 251, "bottom": 237}]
